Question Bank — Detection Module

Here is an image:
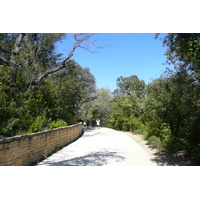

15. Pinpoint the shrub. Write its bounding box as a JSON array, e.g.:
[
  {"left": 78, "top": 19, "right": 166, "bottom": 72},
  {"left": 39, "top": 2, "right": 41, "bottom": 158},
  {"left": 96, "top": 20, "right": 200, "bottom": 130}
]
[
  {"left": 0, "top": 118, "right": 20, "bottom": 137},
  {"left": 148, "top": 135, "right": 163, "bottom": 149},
  {"left": 28, "top": 115, "right": 47, "bottom": 133},
  {"left": 133, "top": 125, "right": 147, "bottom": 135},
  {"left": 48, "top": 119, "right": 67, "bottom": 129},
  {"left": 191, "top": 144, "right": 200, "bottom": 164}
]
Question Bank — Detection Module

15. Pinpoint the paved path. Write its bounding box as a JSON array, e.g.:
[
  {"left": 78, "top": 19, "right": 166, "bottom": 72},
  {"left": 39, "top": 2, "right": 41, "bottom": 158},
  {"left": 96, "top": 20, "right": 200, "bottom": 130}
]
[{"left": 37, "top": 127, "right": 157, "bottom": 166}]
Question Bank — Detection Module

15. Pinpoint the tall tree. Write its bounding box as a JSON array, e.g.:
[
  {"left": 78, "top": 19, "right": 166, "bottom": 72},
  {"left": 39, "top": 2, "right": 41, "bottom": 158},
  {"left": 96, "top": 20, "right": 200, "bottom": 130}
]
[
  {"left": 110, "top": 75, "right": 145, "bottom": 131},
  {"left": 89, "top": 88, "right": 113, "bottom": 126},
  {"left": 51, "top": 60, "right": 96, "bottom": 124},
  {"left": 151, "top": 33, "right": 200, "bottom": 163},
  {"left": 0, "top": 33, "right": 99, "bottom": 137},
  {"left": 114, "top": 75, "right": 145, "bottom": 98}
]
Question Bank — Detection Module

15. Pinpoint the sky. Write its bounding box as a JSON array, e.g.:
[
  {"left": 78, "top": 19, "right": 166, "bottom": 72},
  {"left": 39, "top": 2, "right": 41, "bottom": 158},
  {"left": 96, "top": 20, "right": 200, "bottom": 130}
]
[{"left": 56, "top": 33, "right": 170, "bottom": 91}]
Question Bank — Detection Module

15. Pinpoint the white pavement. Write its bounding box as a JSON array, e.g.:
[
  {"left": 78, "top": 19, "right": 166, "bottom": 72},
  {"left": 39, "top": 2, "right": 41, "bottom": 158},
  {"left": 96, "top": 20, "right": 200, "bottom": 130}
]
[{"left": 37, "top": 127, "right": 157, "bottom": 166}]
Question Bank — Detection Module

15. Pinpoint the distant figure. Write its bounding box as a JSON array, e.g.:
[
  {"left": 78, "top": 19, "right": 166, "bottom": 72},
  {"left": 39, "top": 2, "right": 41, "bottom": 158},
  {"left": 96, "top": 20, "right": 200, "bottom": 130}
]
[
  {"left": 96, "top": 119, "right": 100, "bottom": 128},
  {"left": 92, "top": 119, "right": 96, "bottom": 129},
  {"left": 86, "top": 120, "right": 90, "bottom": 129},
  {"left": 83, "top": 121, "right": 86, "bottom": 127}
]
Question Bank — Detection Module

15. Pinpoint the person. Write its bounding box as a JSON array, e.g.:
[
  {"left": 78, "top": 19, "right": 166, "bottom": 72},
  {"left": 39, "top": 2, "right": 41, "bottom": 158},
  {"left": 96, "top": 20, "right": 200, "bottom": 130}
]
[
  {"left": 96, "top": 118, "right": 100, "bottom": 128},
  {"left": 86, "top": 120, "right": 90, "bottom": 129},
  {"left": 92, "top": 119, "right": 96, "bottom": 129},
  {"left": 83, "top": 121, "right": 86, "bottom": 127}
]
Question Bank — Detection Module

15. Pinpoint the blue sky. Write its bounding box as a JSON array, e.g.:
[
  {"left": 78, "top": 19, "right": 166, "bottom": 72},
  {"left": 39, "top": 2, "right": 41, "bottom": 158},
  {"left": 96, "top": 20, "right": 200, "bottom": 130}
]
[{"left": 57, "top": 33, "right": 170, "bottom": 91}]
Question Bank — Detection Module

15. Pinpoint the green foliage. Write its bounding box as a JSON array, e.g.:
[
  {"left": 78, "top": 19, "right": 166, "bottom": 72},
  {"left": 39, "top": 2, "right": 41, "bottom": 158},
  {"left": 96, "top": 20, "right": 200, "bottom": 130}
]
[
  {"left": 163, "top": 33, "right": 200, "bottom": 69},
  {"left": 53, "top": 61, "right": 96, "bottom": 124},
  {"left": 28, "top": 115, "right": 47, "bottom": 133},
  {"left": 81, "top": 88, "right": 113, "bottom": 126},
  {"left": 190, "top": 144, "right": 200, "bottom": 164},
  {"left": 115, "top": 75, "right": 145, "bottom": 98},
  {"left": 0, "top": 34, "right": 97, "bottom": 137},
  {"left": 48, "top": 119, "right": 67, "bottom": 129},
  {"left": 110, "top": 75, "right": 145, "bottom": 131},
  {"left": 148, "top": 136, "right": 163, "bottom": 149},
  {"left": 0, "top": 118, "right": 20, "bottom": 137},
  {"left": 142, "top": 33, "right": 200, "bottom": 164},
  {"left": 133, "top": 125, "right": 147, "bottom": 135},
  {"left": 109, "top": 34, "right": 200, "bottom": 164}
]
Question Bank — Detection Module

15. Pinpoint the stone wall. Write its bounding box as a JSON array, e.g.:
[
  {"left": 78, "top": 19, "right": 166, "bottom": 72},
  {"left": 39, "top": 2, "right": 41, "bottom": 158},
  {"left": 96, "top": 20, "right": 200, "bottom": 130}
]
[{"left": 0, "top": 123, "right": 83, "bottom": 166}]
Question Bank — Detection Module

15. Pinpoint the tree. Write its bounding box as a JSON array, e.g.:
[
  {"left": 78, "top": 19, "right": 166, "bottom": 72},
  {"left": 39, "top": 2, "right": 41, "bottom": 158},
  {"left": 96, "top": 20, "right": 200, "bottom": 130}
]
[
  {"left": 162, "top": 34, "right": 200, "bottom": 66},
  {"left": 0, "top": 33, "right": 100, "bottom": 87},
  {"left": 114, "top": 75, "right": 145, "bottom": 98},
  {"left": 78, "top": 88, "right": 113, "bottom": 126},
  {"left": 89, "top": 88, "right": 113, "bottom": 126},
  {"left": 151, "top": 33, "right": 200, "bottom": 163},
  {"left": 110, "top": 75, "right": 145, "bottom": 131},
  {"left": 0, "top": 33, "right": 99, "bottom": 137},
  {"left": 51, "top": 60, "right": 96, "bottom": 124}
]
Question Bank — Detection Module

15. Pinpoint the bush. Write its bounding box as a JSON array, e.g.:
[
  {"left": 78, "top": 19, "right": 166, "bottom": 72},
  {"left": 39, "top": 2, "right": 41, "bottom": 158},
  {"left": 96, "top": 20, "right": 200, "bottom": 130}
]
[
  {"left": 191, "top": 144, "right": 200, "bottom": 164},
  {"left": 28, "top": 115, "right": 47, "bottom": 133},
  {"left": 148, "top": 135, "right": 163, "bottom": 149},
  {"left": 0, "top": 118, "right": 20, "bottom": 137},
  {"left": 133, "top": 125, "right": 148, "bottom": 135},
  {"left": 48, "top": 119, "right": 67, "bottom": 129},
  {"left": 126, "top": 116, "right": 143, "bottom": 132}
]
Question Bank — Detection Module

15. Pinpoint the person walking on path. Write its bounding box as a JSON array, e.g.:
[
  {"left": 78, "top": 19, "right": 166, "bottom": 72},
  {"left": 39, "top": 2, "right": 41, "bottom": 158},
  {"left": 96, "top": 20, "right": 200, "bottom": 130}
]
[
  {"left": 96, "top": 118, "right": 100, "bottom": 128},
  {"left": 83, "top": 121, "right": 86, "bottom": 127},
  {"left": 86, "top": 120, "right": 90, "bottom": 129},
  {"left": 92, "top": 119, "right": 96, "bottom": 129}
]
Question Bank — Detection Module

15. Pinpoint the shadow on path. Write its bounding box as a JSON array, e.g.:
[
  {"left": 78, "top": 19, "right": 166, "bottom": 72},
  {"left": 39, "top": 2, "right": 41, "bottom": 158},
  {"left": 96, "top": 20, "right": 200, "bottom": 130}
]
[
  {"left": 41, "top": 150, "right": 126, "bottom": 166},
  {"left": 83, "top": 127, "right": 101, "bottom": 132},
  {"left": 150, "top": 150, "right": 194, "bottom": 166},
  {"left": 82, "top": 132, "right": 100, "bottom": 138}
]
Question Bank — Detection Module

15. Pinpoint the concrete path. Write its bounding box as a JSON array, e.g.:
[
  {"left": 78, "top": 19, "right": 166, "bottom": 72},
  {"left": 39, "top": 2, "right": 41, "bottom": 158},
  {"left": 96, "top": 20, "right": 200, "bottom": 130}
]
[{"left": 37, "top": 127, "right": 157, "bottom": 166}]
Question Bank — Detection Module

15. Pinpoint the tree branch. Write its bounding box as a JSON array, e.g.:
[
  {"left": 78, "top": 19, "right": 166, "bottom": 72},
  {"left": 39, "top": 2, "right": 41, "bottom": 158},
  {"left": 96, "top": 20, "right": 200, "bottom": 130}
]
[
  {"left": 10, "top": 33, "right": 26, "bottom": 65},
  {"left": 11, "top": 33, "right": 26, "bottom": 55},
  {"left": 0, "top": 55, "right": 9, "bottom": 65},
  {"left": 9, "top": 33, "right": 26, "bottom": 86},
  {"left": 0, "top": 34, "right": 26, "bottom": 66},
  {"left": 30, "top": 33, "right": 100, "bottom": 86},
  {"left": 79, "top": 96, "right": 97, "bottom": 107}
]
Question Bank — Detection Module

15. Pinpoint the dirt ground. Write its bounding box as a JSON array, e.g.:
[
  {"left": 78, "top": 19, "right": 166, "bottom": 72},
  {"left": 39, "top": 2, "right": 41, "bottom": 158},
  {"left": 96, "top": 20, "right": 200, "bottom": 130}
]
[{"left": 121, "top": 131, "right": 194, "bottom": 166}]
